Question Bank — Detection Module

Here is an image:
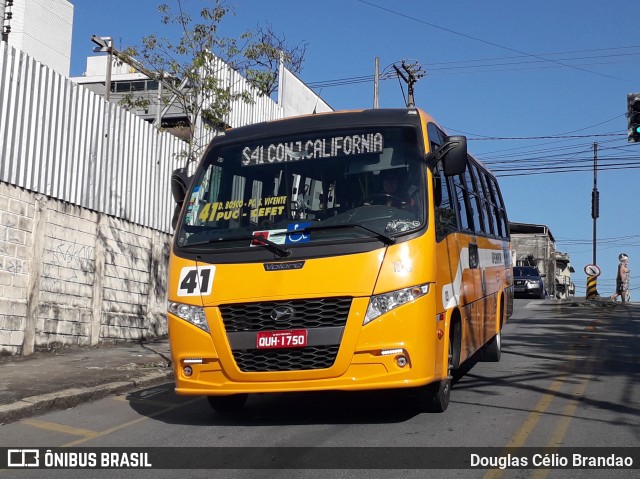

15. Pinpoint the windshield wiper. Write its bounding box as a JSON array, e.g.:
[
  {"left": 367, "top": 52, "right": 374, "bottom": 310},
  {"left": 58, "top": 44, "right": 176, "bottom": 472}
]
[
  {"left": 184, "top": 234, "right": 292, "bottom": 257},
  {"left": 274, "top": 223, "right": 396, "bottom": 246}
]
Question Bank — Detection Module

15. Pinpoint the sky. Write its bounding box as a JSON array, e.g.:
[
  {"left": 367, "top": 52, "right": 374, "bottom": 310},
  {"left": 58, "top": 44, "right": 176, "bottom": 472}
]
[{"left": 68, "top": 0, "right": 640, "bottom": 298}]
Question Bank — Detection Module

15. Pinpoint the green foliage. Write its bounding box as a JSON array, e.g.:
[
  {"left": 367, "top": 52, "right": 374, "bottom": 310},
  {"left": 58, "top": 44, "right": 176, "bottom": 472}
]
[{"left": 118, "top": 0, "right": 307, "bottom": 166}]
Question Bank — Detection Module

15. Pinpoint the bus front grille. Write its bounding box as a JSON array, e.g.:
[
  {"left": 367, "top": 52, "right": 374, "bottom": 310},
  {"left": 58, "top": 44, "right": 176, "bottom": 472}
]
[
  {"left": 219, "top": 297, "right": 352, "bottom": 331},
  {"left": 220, "top": 298, "right": 350, "bottom": 372},
  {"left": 233, "top": 345, "right": 340, "bottom": 372}
]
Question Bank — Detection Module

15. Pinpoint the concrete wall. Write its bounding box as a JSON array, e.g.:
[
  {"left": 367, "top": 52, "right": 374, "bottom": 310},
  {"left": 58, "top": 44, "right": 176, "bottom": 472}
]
[{"left": 0, "top": 181, "right": 170, "bottom": 356}]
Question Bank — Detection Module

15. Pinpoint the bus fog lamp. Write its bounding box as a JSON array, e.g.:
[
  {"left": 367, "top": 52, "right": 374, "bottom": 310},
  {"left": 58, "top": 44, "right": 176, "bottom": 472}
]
[
  {"left": 396, "top": 356, "right": 408, "bottom": 367},
  {"left": 183, "top": 366, "right": 193, "bottom": 377},
  {"left": 183, "top": 358, "right": 203, "bottom": 364},
  {"left": 380, "top": 348, "right": 403, "bottom": 356}
]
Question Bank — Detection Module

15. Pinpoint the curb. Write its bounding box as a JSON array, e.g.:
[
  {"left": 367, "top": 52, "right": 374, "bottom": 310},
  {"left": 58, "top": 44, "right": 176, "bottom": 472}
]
[{"left": 0, "top": 370, "right": 174, "bottom": 425}]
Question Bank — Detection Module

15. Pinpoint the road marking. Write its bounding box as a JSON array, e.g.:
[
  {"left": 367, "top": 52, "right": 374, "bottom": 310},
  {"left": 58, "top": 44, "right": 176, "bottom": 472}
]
[
  {"left": 112, "top": 395, "right": 178, "bottom": 408},
  {"left": 482, "top": 355, "right": 577, "bottom": 479},
  {"left": 23, "top": 418, "right": 99, "bottom": 438},
  {"left": 62, "top": 397, "right": 202, "bottom": 447},
  {"left": 530, "top": 323, "right": 598, "bottom": 479},
  {"left": 529, "top": 373, "right": 593, "bottom": 479},
  {"left": 483, "top": 315, "right": 602, "bottom": 479}
]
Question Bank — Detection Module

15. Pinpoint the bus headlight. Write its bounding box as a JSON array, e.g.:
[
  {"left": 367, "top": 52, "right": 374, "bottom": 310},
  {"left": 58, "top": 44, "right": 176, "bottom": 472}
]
[
  {"left": 364, "top": 284, "right": 430, "bottom": 325},
  {"left": 168, "top": 302, "right": 209, "bottom": 333}
]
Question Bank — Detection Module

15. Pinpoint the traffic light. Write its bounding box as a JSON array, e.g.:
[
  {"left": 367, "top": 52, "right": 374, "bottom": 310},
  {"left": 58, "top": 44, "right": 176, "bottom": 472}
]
[{"left": 627, "top": 93, "right": 640, "bottom": 143}]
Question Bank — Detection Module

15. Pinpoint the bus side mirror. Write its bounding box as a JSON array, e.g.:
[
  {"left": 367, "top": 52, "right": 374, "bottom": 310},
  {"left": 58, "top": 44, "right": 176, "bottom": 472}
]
[
  {"left": 430, "top": 136, "right": 468, "bottom": 177},
  {"left": 171, "top": 168, "right": 192, "bottom": 230},
  {"left": 171, "top": 168, "right": 191, "bottom": 204}
]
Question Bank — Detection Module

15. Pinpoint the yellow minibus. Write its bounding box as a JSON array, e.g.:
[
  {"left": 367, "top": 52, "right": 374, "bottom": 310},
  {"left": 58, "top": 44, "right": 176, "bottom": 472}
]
[{"left": 167, "top": 108, "right": 513, "bottom": 413}]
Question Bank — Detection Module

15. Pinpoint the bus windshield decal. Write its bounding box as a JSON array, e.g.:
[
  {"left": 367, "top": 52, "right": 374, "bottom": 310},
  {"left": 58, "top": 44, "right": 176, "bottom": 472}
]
[{"left": 241, "top": 132, "right": 384, "bottom": 166}]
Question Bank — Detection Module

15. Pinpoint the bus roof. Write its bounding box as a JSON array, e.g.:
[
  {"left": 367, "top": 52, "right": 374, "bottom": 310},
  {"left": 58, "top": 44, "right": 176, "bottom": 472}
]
[{"left": 215, "top": 108, "right": 430, "bottom": 146}]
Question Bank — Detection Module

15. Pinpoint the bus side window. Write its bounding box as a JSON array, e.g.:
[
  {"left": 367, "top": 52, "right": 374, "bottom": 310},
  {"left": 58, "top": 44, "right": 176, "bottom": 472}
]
[
  {"left": 490, "top": 177, "right": 509, "bottom": 238},
  {"left": 434, "top": 163, "right": 457, "bottom": 241},
  {"left": 466, "top": 162, "right": 488, "bottom": 235},
  {"left": 453, "top": 173, "right": 474, "bottom": 232},
  {"left": 472, "top": 163, "right": 496, "bottom": 236},
  {"left": 461, "top": 169, "right": 481, "bottom": 233},
  {"left": 477, "top": 171, "right": 497, "bottom": 237},
  {"left": 482, "top": 176, "right": 498, "bottom": 236}
]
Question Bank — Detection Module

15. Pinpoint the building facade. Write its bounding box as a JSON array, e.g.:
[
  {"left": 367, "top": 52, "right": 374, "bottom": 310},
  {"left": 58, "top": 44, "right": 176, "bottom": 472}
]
[
  {"left": 1, "top": 0, "right": 74, "bottom": 76},
  {"left": 71, "top": 53, "right": 333, "bottom": 142},
  {"left": 510, "top": 222, "right": 575, "bottom": 300}
]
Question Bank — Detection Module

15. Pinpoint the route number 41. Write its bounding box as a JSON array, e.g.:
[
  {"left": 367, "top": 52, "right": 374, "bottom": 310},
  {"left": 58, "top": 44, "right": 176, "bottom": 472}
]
[{"left": 177, "top": 266, "right": 215, "bottom": 297}]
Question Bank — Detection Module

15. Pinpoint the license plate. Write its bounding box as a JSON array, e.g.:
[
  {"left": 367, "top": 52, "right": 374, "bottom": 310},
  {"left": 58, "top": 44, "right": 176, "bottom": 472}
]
[{"left": 256, "top": 329, "right": 308, "bottom": 349}]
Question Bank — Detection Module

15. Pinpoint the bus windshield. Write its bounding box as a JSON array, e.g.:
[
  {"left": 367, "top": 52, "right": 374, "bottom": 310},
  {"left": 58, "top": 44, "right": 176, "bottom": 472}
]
[{"left": 176, "top": 126, "right": 426, "bottom": 249}]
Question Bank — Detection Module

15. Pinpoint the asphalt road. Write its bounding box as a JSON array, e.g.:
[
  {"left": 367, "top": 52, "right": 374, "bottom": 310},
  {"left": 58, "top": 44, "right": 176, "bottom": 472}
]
[{"left": 1, "top": 299, "right": 638, "bottom": 479}]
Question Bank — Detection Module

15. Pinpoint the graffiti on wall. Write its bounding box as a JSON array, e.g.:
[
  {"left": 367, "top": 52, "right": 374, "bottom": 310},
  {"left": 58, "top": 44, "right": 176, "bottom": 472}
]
[{"left": 42, "top": 239, "right": 95, "bottom": 294}]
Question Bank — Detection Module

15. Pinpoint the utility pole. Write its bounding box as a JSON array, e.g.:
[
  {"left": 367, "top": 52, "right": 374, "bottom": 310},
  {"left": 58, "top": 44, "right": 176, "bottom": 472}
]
[
  {"left": 392, "top": 61, "right": 425, "bottom": 108},
  {"left": 373, "top": 57, "right": 379, "bottom": 109},
  {"left": 592, "top": 142, "right": 599, "bottom": 265},
  {"left": 586, "top": 142, "right": 600, "bottom": 300}
]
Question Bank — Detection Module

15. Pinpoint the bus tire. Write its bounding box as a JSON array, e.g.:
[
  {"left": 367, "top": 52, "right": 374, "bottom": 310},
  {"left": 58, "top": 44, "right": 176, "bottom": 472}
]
[
  {"left": 427, "top": 377, "right": 451, "bottom": 413},
  {"left": 425, "top": 337, "right": 453, "bottom": 413},
  {"left": 481, "top": 299, "right": 503, "bottom": 362},
  {"left": 207, "top": 394, "right": 248, "bottom": 413},
  {"left": 482, "top": 331, "right": 501, "bottom": 362}
]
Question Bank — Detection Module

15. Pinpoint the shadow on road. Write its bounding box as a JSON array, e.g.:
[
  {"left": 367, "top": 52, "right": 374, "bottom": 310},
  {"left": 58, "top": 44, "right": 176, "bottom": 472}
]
[{"left": 124, "top": 299, "right": 640, "bottom": 429}]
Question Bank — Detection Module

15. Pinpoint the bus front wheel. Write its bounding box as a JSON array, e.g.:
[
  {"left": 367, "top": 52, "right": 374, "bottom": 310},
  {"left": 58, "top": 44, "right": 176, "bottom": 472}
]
[
  {"left": 207, "top": 394, "right": 248, "bottom": 413},
  {"left": 427, "top": 376, "right": 451, "bottom": 413},
  {"left": 425, "top": 339, "right": 453, "bottom": 412}
]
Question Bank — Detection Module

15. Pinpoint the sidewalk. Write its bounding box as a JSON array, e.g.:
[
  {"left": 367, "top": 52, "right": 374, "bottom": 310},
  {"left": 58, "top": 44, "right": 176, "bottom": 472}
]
[{"left": 0, "top": 338, "right": 174, "bottom": 425}]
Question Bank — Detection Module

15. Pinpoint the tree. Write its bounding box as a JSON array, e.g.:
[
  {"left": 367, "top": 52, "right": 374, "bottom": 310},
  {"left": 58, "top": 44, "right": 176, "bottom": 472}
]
[{"left": 119, "top": 0, "right": 308, "bottom": 166}]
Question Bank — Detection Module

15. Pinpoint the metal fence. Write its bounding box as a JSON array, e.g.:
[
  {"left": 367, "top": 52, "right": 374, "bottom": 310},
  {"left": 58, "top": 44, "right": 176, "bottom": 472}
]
[
  {"left": 212, "top": 56, "right": 285, "bottom": 129},
  {"left": 0, "top": 43, "right": 286, "bottom": 233}
]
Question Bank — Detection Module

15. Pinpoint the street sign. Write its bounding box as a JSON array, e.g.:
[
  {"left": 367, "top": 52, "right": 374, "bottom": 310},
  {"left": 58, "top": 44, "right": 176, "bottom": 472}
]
[{"left": 584, "top": 264, "right": 601, "bottom": 277}]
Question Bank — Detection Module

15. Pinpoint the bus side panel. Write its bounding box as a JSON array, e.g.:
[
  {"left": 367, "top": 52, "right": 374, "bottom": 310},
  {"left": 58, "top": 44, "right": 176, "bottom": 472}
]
[{"left": 435, "top": 233, "right": 511, "bottom": 366}]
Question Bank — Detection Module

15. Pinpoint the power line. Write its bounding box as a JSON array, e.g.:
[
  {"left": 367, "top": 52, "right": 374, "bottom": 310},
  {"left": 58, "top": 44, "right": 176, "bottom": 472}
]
[
  {"left": 305, "top": 48, "right": 640, "bottom": 89},
  {"left": 446, "top": 114, "right": 626, "bottom": 141},
  {"left": 425, "top": 45, "right": 640, "bottom": 67},
  {"left": 469, "top": 133, "right": 626, "bottom": 141},
  {"left": 356, "top": 0, "right": 635, "bottom": 84},
  {"left": 492, "top": 163, "right": 640, "bottom": 178}
]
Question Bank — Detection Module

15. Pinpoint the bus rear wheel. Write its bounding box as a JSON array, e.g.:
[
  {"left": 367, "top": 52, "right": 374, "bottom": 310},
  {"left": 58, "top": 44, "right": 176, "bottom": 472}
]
[
  {"left": 207, "top": 394, "right": 248, "bottom": 413},
  {"left": 482, "top": 331, "right": 502, "bottom": 362}
]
